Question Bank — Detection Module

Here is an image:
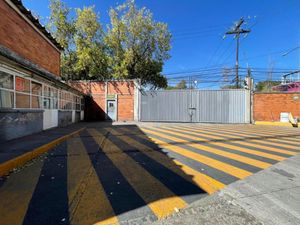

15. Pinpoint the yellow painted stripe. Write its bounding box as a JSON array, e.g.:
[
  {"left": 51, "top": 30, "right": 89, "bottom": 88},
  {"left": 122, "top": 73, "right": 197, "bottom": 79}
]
[
  {"left": 148, "top": 127, "right": 271, "bottom": 169},
  {"left": 110, "top": 128, "right": 225, "bottom": 194},
  {"left": 178, "top": 125, "right": 298, "bottom": 152},
  {"left": 255, "top": 121, "right": 299, "bottom": 127},
  {"left": 199, "top": 125, "right": 300, "bottom": 137},
  {"left": 0, "top": 127, "right": 86, "bottom": 177},
  {"left": 67, "top": 136, "right": 119, "bottom": 225},
  {"left": 168, "top": 127, "right": 285, "bottom": 161},
  {"left": 141, "top": 128, "right": 252, "bottom": 179},
  {"left": 180, "top": 125, "right": 292, "bottom": 139},
  {"left": 178, "top": 126, "right": 299, "bottom": 155},
  {"left": 251, "top": 139, "right": 300, "bottom": 151},
  {"left": 88, "top": 128, "right": 187, "bottom": 219},
  {"left": 232, "top": 141, "right": 297, "bottom": 156}
]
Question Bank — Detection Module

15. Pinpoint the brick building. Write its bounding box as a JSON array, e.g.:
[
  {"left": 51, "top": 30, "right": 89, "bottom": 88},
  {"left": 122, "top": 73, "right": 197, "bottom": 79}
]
[
  {"left": 69, "top": 80, "right": 139, "bottom": 122},
  {"left": 254, "top": 92, "right": 300, "bottom": 121},
  {"left": 0, "top": 0, "right": 84, "bottom": 142}
]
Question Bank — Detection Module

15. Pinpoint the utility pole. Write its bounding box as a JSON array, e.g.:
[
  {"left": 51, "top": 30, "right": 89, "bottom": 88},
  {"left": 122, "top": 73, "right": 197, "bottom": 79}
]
[{"left": 225, "top": 18, "right": 251, "bottom": 88}]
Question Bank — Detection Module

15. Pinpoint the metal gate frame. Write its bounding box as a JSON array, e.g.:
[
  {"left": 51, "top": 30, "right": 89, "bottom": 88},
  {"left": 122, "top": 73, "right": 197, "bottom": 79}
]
[{"left": 139, "top": 89, "right": 251, "bottom": 124}]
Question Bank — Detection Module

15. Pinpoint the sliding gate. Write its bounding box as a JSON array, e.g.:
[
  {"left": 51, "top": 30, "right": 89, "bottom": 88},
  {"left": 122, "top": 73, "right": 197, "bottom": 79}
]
[{"left": 140, "top": 89, "right": 251, "bottom": 123}]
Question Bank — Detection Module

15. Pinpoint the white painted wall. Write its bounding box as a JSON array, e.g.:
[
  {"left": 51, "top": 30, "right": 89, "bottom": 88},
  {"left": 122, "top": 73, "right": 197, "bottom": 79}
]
[
  {"left": 43, "top": 109, "right": 58, "bottom": 130},
  {"left": 80, "top": 111, "right": 84, "bottom": 121}
]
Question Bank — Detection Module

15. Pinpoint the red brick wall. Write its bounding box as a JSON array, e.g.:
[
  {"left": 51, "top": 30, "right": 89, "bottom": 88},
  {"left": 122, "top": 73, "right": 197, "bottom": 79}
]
[
  {"left": 69, "top": 81, "right": 135, "bottom": 121},
  {"left": 0, "top": 1, "right": 61, "bottom": 76},
  {"left": 254, "top": 93, "right": 300, "bottom": 121}
]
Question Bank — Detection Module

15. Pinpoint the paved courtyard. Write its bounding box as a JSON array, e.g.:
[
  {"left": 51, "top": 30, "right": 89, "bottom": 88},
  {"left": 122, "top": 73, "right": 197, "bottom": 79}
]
[{"left": 1, "top": 123, "right": 300, "bottom": 225}]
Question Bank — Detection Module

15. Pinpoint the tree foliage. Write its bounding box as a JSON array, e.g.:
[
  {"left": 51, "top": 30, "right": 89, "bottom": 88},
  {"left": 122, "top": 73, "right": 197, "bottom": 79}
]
[
  {"left": 105, "top": 0, "right": 171, "bottom": 88},
  {"left": 47, "top": 0, "right": 171, "bottom": 88},
  {"left": 74, "top": 7, "right": 109, "bottom": 79},
  {"left": 48, "top": 0, "right": 76, "bottom": 79},
  {"left": 255, "top": 80, "right": 281, "bottom": 92},
  {"left": 166, "top": 80, "right": 188, "bottom": 90}
]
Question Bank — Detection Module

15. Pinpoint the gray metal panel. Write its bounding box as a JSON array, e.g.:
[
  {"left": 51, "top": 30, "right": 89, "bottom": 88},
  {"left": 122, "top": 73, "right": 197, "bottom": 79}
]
[{"left": 140, "top": 89, "right": 250, "bottom": 123}]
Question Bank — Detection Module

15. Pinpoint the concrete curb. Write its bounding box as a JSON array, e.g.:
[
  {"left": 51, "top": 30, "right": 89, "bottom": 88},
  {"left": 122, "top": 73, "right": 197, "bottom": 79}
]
[
  {"left": 255, "top": 121, "right": 299, "bottom": 128},
  {"left": 0, "top": 127, "right": 86, "bottom": 177}
]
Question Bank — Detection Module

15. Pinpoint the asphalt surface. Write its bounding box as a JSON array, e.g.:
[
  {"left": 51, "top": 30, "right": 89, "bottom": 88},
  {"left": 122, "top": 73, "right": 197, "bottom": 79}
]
[{"left": 0, "top": 123, "right": 300, "bottom": 225}]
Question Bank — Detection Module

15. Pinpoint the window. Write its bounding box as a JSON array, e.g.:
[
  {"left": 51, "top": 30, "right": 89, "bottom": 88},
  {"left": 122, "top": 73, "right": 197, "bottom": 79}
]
[
  {"left": 0, "top": 72, "right": 13, "bottom": 90},
  {"left": 43, "top": 86, "right": 58, "bottom": 109},
  {"left": 1, "top": 68, "right": 83, "bottom": 110},
  {"left": 15, "top": 76, "right": 31, "bottom": 108},
  {"left": 0, "top": 72, "right": 14, "bottom": 108},
  {"left": 16, "top": 93, "right": 30, "bottom": 108},
  {"left": 0, "top": 90, "right": 14, "bottom": 108},
  {"left": 15, "top": 76, "right": 30, "bottom": 93},
  {"left": 31, "top": 81, "right": 42, "bottom": 109}
]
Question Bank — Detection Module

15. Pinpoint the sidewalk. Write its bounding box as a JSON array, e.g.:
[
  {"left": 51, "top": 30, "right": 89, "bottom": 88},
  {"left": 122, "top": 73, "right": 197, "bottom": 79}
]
[
  {"left": 149, "top": 154, "right": 300, "bottom": 225},
  {"left": 0, "top": 123, "right": 86, "bottom": 176}
]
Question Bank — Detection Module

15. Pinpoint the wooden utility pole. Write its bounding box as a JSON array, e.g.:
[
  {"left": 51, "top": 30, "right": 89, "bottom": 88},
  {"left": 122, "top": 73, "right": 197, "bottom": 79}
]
[{"left": 225, "top": 18, "right": 251, "bottom": 88}]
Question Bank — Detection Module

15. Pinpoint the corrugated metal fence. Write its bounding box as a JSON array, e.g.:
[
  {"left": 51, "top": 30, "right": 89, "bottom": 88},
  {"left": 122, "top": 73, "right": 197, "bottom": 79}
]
[{"left": 140, "top": 89, "right": 251, "bottom": 123}]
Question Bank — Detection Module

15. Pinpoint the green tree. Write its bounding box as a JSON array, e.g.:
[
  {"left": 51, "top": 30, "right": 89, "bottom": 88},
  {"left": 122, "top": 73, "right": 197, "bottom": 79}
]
[
  {"left": 255, "top": 80, "right": 281, "bottom": 92},
  {"left": 176, "top": 80, "right": 187, "bottom": 89},
  {"left": 48, "top": 0, "right": 76, "bottom": 79},
  {"left": 74, "top": 6, "right": 109, "bottom": 79},
  {"left": 105, "top": 0, "right": 171, "bottom": 88}
]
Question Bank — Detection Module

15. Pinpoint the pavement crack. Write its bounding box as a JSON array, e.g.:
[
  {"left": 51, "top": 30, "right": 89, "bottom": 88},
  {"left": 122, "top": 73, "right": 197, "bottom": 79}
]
[{"left": 69, "top": 130, "right": 110, "bottom": 223}]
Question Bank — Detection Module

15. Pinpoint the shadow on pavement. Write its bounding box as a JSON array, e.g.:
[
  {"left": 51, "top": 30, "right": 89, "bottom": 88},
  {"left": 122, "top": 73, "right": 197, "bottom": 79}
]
[{"left": 0, "top": 122, "right": 206, "bottom": 225}]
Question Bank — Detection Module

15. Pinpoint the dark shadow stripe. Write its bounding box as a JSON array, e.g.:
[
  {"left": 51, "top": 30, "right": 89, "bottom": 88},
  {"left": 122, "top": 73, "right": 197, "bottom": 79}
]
[
  {"left": 160, "top": 127, "right": 278, "bottom": 164},
  {"left": 106, "top": 130, "right": 206, "bottom": 203},
  {"left": 248, "top": 140, "right": 300, "bottom": 153},
  {"left": 80, "top": 129, "right": 154, "bottom": 221},
  {"left": 165, "top": 127, "right": 300, "bottom": 149},
  {"left": 129, "top": 134, "right": 238, "bottom": 185},
  {"left": 204, "top": 142, "right": 278, "bottom": 164},
  {"left": 145, "top": 128, "right": 261, "bottom": 173},
  {"left": 224, "top": 142, "right": 293, "bottom": 158},
  {"left": 192, "top": 128, "right": 300, "bottom": 150},
  {"left": 22, "top": 142, "right": 70, "bottom": 225}
]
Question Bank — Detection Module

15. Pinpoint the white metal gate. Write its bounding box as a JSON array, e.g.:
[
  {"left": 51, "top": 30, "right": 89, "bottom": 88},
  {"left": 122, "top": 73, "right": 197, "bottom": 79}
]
[{"left": 139, "top": 89, "right": 251, "bottom": 123}]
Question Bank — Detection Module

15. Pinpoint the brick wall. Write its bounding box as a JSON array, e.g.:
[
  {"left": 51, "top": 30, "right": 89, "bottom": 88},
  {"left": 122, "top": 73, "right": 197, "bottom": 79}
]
[
  {"left": 69, "top": 81, "right": 135, "bottom": 121},
  {"left": 0, "top": 1, "right": 61, "bottom": 76},
  {"left": 254, "top": 93, "right": 300, "bottom": 121}
]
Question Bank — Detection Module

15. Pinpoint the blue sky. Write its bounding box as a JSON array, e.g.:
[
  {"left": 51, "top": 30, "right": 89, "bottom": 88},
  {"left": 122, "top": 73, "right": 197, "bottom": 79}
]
[{"left": 23, "top": 0, "right": 300, "bottom": 86}]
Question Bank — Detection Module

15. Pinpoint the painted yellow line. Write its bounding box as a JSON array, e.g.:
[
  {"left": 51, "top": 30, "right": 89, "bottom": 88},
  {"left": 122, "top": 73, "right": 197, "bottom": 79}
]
[
  {"left": 148, "top": 127, "right": 271, "bottom": 169},
  {"left": 180, "top": 126, "right": 298, "bottom": 155},
  {"left": 202, "top": 125, "right": 300, "bottom": 137},
  {"left": 110, "top": 128, "right": 225, "bottom": 194},
  {"left": 89, "top": 128, "right": 187, "bottom": 219},
  {"left": 179, "top": 127, "right": 295, "bottom": 150},
  {"left": 0, "top": 156, "right": 44, "bottom": 225},
  {"left": 0, "top": 127, "right": 86, "bottom": 177},
  {"left": 232, "top": 141, "right": 297, "bottom": 156},
  {"left": 67, "top": 135, "right": 118, "bottom": 225},
  {"left": 255, "top": 121, "right": 300, "bottom": 127},
  {"left": 180, "top": 125, "right": 296, "bottom": 139},
  {"left": 141, "top": 128, "right": 252, "bottom": 179},
  {"left": 167, "top": 127, "right": 285, "bottom": 161}
]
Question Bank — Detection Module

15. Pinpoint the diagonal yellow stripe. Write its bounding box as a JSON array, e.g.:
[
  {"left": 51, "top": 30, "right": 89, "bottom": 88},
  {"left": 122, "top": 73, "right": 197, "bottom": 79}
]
[
  {"left": 176, "top": 126, "right": 298, "bottom": 155},
  {"left": 148, "top": 127, "right": 271, "bottom": 169},
  {"left": 193, "top": 125, "right": 300, "bottom": 138},
  {"left": 165, "top": 127, "right": 285, "bottom": 161},
  {"left": 110, "top": 128, "right": 225, "bottom": 194},
  {"left": 67, "top": 135, "right": 119, "bottom": 225},
  {"left": 141, "top": 128, "right": 252, "bottom": 179},
  {"left": 88, "top": 128, "right": 187, "bottom": 219}
]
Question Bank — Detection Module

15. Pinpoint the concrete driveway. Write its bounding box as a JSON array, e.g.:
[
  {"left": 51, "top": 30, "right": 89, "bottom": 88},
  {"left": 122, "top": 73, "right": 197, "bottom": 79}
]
[{"left": 0, "top": 123, "right": 300, "bottom": 225}]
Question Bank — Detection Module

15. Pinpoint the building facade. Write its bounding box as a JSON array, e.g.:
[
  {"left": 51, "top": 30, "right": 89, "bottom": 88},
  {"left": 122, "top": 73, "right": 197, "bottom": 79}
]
[
  {"left": 0, "top": 0, "right": 84, "bottom": 142},
  {"left": 69, "top": 80, "right": 139, "bottom": 122}
]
